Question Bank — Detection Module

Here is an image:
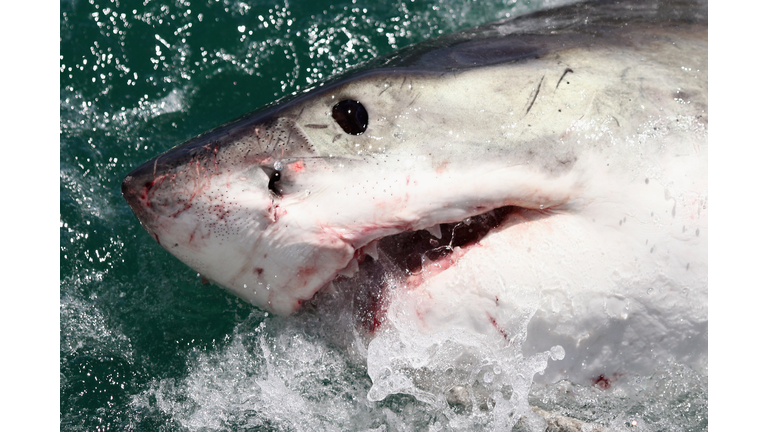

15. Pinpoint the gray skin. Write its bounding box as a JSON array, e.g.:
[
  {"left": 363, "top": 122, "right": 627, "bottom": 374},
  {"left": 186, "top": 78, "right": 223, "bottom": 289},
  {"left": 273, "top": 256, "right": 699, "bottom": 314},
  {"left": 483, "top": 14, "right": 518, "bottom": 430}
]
[{"left": 123, "top": 0, "right": 707, "bottom": 386}]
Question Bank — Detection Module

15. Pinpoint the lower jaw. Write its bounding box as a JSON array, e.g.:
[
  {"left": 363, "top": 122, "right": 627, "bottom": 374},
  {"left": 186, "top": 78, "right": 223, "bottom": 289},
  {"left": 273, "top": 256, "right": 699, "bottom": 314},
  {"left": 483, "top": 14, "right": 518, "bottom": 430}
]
[{"left": 313, "top": 205, "right": 541, "bottom": 334}]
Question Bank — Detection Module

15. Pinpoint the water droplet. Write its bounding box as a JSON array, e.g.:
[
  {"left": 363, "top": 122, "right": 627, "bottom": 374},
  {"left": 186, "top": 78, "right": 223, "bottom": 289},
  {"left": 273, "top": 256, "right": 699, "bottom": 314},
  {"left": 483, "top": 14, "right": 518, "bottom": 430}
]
[
  {"left": 266, "top": 284, "right": 271, "bottom": 290},
  {"left": 273, "top": 160, "right": 283, "bottom": 171},
  {"left": 243, "top": 283, "right": 247, "bottom": 288},
  {"left": 647, "top": 288, "right": 653, "bottom": 294},
  {"left": 493, "top": 365, "right": 501, "bottom": 374},
  {"left": 550, "top": 345, "right": 565, "bottom": 360},
  {"left": 483, "top": 371, "right": 494, "bottom": 383}
]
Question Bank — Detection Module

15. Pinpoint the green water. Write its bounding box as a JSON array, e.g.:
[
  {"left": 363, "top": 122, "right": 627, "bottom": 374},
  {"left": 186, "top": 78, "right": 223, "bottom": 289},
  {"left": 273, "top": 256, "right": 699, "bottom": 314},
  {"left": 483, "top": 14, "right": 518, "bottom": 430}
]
[{"left": 60, "top": 0, "right": 706, "bottom": 430}]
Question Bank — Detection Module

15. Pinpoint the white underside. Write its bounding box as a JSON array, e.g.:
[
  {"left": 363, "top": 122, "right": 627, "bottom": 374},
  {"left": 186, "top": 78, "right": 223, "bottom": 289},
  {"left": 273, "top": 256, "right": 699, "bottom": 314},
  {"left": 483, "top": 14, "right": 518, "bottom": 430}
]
[{"left": 369, "top": 144, "right": 707, "bottom": 387}]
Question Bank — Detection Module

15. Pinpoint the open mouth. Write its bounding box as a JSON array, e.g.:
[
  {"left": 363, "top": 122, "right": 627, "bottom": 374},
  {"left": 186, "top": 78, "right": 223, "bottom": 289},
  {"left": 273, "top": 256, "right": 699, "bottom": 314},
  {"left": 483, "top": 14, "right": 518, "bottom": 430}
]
[
  {"left": 377, "top": 206, "right": 518, "bottom": 277},
  {"left": 319, "top": 206, "right": 521, "bottom": 333}
]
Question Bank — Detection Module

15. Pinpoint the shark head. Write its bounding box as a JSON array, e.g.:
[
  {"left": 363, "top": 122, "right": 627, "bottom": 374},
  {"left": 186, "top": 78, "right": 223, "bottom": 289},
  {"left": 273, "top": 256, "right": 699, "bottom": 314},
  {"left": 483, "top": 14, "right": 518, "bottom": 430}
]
[{"left": 122, "top": 66, "right": 585, "bottom": 315}]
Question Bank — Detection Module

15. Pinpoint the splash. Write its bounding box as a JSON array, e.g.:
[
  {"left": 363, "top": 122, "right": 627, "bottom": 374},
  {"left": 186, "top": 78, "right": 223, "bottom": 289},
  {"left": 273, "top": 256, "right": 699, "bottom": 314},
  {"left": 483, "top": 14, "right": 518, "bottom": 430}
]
[
  {"left": 132, "top": 275, "right": 570, "bottom": 432},
  {"left": 366, "top": 308, "right": 565, "bottom": 431}
]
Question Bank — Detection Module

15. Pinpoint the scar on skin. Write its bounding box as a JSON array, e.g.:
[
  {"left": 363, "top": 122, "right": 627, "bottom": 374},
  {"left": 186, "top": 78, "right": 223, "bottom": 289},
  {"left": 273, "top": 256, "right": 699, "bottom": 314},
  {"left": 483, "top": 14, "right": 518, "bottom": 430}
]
[
  {"left": 556, "top": 68, "right": 573, "bottom": 89},
  {"left": 525, "top": 75, "right": 545, "bottom": 115}
]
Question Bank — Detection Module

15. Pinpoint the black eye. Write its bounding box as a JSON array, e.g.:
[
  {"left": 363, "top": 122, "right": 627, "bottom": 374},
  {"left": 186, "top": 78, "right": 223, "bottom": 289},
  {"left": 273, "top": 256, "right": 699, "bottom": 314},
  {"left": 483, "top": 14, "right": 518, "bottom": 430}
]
[
  {"left": 332, "top": 99, "right": 368, "bottom": 135},
  {"left": 268, "top": 170, "right": 281, "bottom": 196},
  {"left": 262, "top": 167, "right": 282, "bottom": 197}
]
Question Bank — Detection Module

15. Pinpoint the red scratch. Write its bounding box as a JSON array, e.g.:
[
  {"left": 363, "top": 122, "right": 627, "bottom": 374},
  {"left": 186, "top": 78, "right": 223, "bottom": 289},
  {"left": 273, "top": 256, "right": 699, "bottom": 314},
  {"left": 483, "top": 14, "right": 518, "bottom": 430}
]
[
  {"left": 435, "top": 161, "right": 448, "bottom": 174},
  {"left": 487, "top": 313, "right": 510, "bottom": 341},
  {"left": 592, "top": 372, "right": 623, "bottom": 390},
  {"left": 291, "top": 160, "right": 305, "bottom": 172}
]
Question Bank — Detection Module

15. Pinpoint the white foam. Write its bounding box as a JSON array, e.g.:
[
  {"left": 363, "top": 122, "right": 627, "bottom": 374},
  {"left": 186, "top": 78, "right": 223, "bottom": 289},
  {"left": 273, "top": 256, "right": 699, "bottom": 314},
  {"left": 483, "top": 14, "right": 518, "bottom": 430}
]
[
  {"left": 129, "top": 287, "right": 706, "bottom": 432},
  {"left": 366, "top": 306, "right": 564, "bottom": 431}
]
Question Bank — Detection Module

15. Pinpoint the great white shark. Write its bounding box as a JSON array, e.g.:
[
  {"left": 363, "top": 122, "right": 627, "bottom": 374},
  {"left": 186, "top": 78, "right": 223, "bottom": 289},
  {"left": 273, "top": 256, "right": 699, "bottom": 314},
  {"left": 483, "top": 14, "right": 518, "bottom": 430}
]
[{"left": 122, "top": 0, "right": 707, "bottom": 390}]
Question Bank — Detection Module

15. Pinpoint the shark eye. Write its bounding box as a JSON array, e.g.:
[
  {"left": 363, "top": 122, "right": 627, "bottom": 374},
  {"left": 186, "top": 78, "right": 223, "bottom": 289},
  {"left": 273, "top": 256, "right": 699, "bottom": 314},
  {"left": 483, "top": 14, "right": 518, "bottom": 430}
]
[
  {"left": 268, "top": 170, "right": 281, "bottom": 196},
  {"left": 261, "top": 167, "right": 282, "bottom": 197},
  {"left": 332, "top": 100, "right": 368, "bottom": 135}
]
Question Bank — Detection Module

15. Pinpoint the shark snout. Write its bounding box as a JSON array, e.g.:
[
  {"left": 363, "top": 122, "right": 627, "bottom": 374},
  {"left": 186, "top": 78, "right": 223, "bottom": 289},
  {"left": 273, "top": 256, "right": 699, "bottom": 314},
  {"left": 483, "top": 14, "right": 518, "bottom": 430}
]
[{"left": 121, "top": 160, "right": 158, "bottom": 231}]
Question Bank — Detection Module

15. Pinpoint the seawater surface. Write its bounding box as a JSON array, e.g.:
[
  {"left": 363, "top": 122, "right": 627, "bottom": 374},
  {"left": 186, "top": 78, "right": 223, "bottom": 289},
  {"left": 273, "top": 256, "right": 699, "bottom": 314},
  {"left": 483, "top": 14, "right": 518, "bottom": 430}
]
[{"left": 60, "top": 0, "right": 707, "bottom": 430}]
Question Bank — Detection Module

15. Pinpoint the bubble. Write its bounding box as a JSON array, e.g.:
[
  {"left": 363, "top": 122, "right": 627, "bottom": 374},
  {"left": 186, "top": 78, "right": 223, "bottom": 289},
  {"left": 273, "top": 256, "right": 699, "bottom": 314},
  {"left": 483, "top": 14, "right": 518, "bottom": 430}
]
[
  {"left": 483, "top": 371, "right": 494, "bottom": 383},
  {"left": 549, "top": 345, "right": 565, "bottom": 360},
  {"left": 274, "top": 160, "right": 284, "bottom": 171}
]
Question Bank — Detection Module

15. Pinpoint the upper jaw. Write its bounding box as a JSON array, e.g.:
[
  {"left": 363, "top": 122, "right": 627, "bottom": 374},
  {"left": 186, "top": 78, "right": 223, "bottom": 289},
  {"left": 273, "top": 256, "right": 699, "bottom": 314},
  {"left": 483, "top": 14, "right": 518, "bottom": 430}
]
[{"left": 123, "top": 150, "right": 573, "bottom": 316}]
